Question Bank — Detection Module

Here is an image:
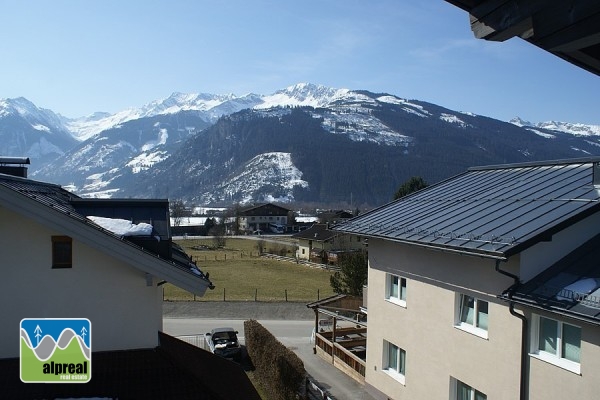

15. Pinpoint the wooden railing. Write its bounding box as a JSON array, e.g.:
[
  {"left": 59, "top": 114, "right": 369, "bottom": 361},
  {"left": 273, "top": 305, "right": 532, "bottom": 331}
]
[{"left": 314, "top": 327, "right": 366, "bottom": 381}]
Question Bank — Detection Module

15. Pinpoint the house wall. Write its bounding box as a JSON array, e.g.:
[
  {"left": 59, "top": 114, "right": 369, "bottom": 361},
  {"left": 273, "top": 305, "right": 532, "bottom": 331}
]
[
  {"left": 520, "top": 211, "right": 600, "bottom": 282},
  {"left": 365, "top": 239, "right": 522, "bottom": 400},
  {"left": 523, "top": 309, "right": 600, "bottom": 400},
  {"left": 297, "top": 241, "right": 311, "bottom": 260},
  {"left": 239, "top": 215, "right": 288, "bottom": 232},
  {"left": 296, "top": 234, "right": 365, "bottom": 260},
  {"left": 0, "top": 206, "right": 163, "bottom": 358}
]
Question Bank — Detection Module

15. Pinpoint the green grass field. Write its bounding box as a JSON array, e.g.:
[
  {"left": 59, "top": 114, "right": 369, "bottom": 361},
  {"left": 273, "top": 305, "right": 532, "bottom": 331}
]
[{"left": 163, "top": 237, "right": 336, "bottom": 302}]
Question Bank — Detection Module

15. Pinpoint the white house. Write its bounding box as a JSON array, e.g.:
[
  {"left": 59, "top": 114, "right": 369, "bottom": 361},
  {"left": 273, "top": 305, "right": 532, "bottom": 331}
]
[
  {"left": 0, "top": 170, "right": 215, "bottom": 356},
  {"left": 0, "top": 160, "right": 263, "bottom": 399}
]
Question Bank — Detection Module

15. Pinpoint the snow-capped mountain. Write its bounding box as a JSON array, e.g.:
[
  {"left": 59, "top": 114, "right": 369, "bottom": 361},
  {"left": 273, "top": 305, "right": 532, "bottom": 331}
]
[
  {"left": 63, "top": 92, "right": 265, "bottom": 141},
  {"left": 3, "top": 84, "right": 600, "bottom": 206},
  {"left": 201, "top": 152, "right": 309, "bottom": 204},
  {"left": 0, "top": 97, "right": 77, "bottom": 165},
  {"left": 510, "top": 117, "right": 600, "bottom": 137}
]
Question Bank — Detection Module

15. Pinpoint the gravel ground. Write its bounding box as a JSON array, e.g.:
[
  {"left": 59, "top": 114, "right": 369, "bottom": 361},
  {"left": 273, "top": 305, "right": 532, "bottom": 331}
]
[{"left": 162, "top": 301, "right": 314, "bottom": 320}]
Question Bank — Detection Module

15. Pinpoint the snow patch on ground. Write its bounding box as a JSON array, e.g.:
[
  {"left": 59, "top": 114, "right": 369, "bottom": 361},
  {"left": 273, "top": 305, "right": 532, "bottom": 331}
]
[
  {"left": 126, "top": 150, "right": 169, "bottom": 173},
  {"left": 32, "top": 124, "right": 50, "bottom": 132},
  {"left": 440, "top": 113, "right": 468, "bottom": 127},
  {"left": 141, "top": 128, "right": 168, "bottom": 151},
  {"left": 526, "top": 128, "right": 556, "bottom": 139}
]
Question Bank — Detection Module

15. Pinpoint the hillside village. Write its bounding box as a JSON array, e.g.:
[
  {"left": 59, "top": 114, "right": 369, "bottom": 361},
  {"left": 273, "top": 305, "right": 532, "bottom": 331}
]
[{"left": 1, "top": 1, "right": 600, "bottom": 400}]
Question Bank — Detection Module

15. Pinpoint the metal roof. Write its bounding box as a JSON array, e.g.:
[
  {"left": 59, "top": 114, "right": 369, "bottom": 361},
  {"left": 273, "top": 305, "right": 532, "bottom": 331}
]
[
  {"left": 335, "top": 158, "right": 600, "bottom": 260},
  {"left": 0, "top": 173, "right": 213, "bottom": 293},
  {"left": 292, "top": 223, "right": 340, "bottom": 241},
  {"left": 505, "top": 234, "right": 600, "bottom": 325}
]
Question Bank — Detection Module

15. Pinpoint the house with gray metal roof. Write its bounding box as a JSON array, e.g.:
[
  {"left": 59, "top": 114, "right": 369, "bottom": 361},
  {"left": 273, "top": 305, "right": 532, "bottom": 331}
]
[
  {"left": 335, "top": 157, "right": 600, "bottom": 400},
  {"left": 292, "top": 223, "right": 365, "bottom": 263}
]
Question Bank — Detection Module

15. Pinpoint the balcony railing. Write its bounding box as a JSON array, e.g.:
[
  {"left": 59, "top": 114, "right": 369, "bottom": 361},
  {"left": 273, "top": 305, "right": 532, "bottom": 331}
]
[{"left": 314, "top": 327, "right": 366, "bottom": 382}]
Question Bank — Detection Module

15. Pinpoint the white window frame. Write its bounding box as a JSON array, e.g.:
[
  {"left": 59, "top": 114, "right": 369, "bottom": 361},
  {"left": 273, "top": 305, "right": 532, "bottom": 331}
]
[
  {"left": 385, "top": 273, "right": 407, "bottom": 307},
  {"left": 450, "top": 377, "right": 486, "bottom": 400},
  {"left": 454, "top": 294, "right": 488, "bottom": 339},
  {"left": 383, "top": 340, "right": 406, "bottom": 385},
  {"left": 530, "top": 314, "right": 581, "bottom": 374}
]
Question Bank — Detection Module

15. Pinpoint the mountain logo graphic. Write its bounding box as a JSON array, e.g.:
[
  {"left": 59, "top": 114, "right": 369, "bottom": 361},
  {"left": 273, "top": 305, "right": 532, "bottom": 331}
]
[{"left": 20, "top": 318, "right": 91, "bottom": 383}]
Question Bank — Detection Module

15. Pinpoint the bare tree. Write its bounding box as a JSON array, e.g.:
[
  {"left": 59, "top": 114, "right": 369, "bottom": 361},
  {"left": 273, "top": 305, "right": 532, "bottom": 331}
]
[
  {"left": 170, "top": 199, "right": 187, "bottom": 227},
  {"left": 210, "top": 221, "right": 226, "bottom": 248}
]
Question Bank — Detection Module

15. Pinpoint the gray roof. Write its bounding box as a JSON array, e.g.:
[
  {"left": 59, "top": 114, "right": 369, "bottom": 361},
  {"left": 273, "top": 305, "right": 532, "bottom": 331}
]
[
  {"left": 0, "top": 173, "right": 213, "bottom": 294},
  {"left": 292, "top": 223, "right": 340, "bottom": 242},
  {"left": 335, "top": 158, "right": 600, "bottom": 260}
]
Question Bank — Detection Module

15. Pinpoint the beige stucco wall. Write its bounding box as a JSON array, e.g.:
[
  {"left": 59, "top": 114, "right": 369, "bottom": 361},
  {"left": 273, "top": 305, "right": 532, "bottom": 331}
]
[
  {"left": 524, "top": 308, "right": 600, "bottom": 400},
  {"left": 0, "top": 206, "right": 163, "bottom": 359},
  {"left": 365, "top": 239, "right": 522, "bottom": 400}
]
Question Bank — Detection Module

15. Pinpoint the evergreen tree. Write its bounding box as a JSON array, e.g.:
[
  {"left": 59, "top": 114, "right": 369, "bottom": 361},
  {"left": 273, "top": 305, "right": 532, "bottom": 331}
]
[
  {"left": 330, "top": 251, "right": 368, "bottom": 296},
  {"left": 394, "top": 176, "right": 428, "bottom": 200}
]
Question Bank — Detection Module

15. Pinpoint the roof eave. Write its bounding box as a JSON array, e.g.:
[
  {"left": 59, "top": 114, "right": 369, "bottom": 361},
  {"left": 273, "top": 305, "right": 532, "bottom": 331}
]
[
  {"left": 500, "top": 294, "right": 600, "bottom": 327},
  {"left": 0, "top": 185, "right": 211, "bottom": 296},
  {"left": 346, "top": 230, "right": 508, "bottom": 261}
]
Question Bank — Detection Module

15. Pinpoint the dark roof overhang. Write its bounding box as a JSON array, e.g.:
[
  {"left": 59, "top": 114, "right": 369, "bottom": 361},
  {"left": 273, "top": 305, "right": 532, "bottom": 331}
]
[{"left": 446, "top": 0, "right": 600, "bottom": 77}]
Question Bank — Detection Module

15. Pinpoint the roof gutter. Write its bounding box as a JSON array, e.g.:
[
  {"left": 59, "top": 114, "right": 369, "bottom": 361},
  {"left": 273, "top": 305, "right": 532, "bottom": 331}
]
[{"left": 495, "top": 260, "right": 528, "bottom": 400}]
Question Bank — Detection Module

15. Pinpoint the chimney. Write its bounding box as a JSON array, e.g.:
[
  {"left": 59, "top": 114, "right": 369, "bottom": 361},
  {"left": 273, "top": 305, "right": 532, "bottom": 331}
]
[{"left": 0, "top": 157, "right": 30, "bottom": 178}]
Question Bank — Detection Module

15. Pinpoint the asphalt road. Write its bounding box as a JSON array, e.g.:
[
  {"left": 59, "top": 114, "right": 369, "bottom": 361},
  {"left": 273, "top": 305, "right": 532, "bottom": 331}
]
[{"left": 163, "top": 302, "right": 376, "bottom": 400}]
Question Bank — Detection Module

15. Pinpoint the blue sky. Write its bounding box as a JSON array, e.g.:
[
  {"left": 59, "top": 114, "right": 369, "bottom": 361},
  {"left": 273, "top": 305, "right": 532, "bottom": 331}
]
[{"left": 1, "top": 1, "right": 598, "bottom": 124}]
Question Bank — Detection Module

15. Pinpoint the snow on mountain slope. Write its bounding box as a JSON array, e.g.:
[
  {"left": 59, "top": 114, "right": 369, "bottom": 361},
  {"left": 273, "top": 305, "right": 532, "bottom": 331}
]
[
  {"left": 65, "top": 92, "right": 264, "bottom": 140},
  {"left": 537, "top": 121, "right": 600, "bottom": 136},
  {"left": 0, "top": 97, "right": 77, "bottom": 165},
  {"left": 510, "top": 117, "right": 600, "bottom": 137},
  {"left": 256, "top": 83, "right": 352, "bottom": 109},
  {"left": 201, "top": 152, "right": 309, "bottom": 204}
]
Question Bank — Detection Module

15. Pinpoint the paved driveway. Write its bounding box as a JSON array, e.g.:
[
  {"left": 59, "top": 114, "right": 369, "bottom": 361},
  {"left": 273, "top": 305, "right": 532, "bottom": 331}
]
[{"left": 163, "top": 301, "right": 376, "bottom": 400}]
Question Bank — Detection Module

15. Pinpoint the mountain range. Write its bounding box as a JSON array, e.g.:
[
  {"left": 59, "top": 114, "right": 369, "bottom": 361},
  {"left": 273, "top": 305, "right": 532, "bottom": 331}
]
[{"left": 1, "top": 83, "right": 599, "bottom": 207}]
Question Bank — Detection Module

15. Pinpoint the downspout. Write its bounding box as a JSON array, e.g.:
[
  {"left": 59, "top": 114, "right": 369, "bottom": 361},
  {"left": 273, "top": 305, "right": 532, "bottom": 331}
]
[{"left": 495, "top": 260, "right": 528, "bottom": 400}]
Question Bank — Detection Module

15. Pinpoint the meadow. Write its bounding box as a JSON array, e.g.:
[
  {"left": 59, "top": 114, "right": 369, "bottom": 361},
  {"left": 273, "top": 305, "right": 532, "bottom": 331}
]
[{"left": 162, "top": 237, "right": 336, "bottom": 302}]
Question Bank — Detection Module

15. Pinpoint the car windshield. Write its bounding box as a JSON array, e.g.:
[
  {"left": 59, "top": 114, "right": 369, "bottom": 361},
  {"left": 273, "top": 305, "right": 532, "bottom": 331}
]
[{"left": 212, "top": 331, "right": 236, "bottom": 344}]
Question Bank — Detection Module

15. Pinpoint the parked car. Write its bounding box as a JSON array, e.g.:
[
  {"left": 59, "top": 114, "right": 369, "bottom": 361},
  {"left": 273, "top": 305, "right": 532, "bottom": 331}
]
[{"left": 205, "top": 327, "right": 242, "bottom": 361}]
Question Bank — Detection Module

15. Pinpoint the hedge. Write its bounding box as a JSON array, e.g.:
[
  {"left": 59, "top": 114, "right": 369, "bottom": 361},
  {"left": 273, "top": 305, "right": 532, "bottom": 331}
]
[{"left": 244, "top": 319, "right": 306, "bottom": 400}]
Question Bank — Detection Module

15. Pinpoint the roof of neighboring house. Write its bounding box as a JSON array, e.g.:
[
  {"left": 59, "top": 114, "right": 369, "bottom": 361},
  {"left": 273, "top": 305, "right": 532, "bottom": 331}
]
[
  {"left": 335, "top": 158, "right": 600, "bottom": 260},
  {"left": 318, "top": 210, "right": 353, "bottom": 222},
  {"left": 503, "top": 234, "right": 600, "bottom": 326},
  {"left": 238, "top": 202, "right": 290, "bottom": 215},
  {"left": 0, "top": 332, "right": 261, "bottom": 400},
  {"left": 0, "top": 173, "right": 213, "bottom": 295},
  {"left": 292, "top": 223, "right": 340, "bottom": 241}
]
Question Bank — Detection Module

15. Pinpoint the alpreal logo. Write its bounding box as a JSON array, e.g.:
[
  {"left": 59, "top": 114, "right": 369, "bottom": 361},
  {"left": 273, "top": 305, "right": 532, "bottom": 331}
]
[{"left": 20, "top": 318, "right": 91, "bottom": 383}]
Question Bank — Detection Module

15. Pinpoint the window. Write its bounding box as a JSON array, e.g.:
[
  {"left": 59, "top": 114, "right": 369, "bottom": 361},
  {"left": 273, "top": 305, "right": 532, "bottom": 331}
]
[
  {"left": 383, "top": 340, "right": 406, "bottom": 384},
  {"left": 456, "top": 294, "right": 488, "bottom": 338},
  {"left": 532, "top": 315, "right": 581, "bottom": 373},
  {"left": 52, "top": 236, "right": 72, "bottom": 268},
  {"left": 453, "top": 379, "right": 486, "bottom": 400},
  {"left": 385, "top": 274, "right": 407, "bottom": 307}
]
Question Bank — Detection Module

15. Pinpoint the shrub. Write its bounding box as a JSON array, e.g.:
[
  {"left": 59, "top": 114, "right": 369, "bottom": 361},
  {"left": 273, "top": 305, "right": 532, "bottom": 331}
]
[{"left": 244, "top": 320, "right": 305, "bottom": 400}]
